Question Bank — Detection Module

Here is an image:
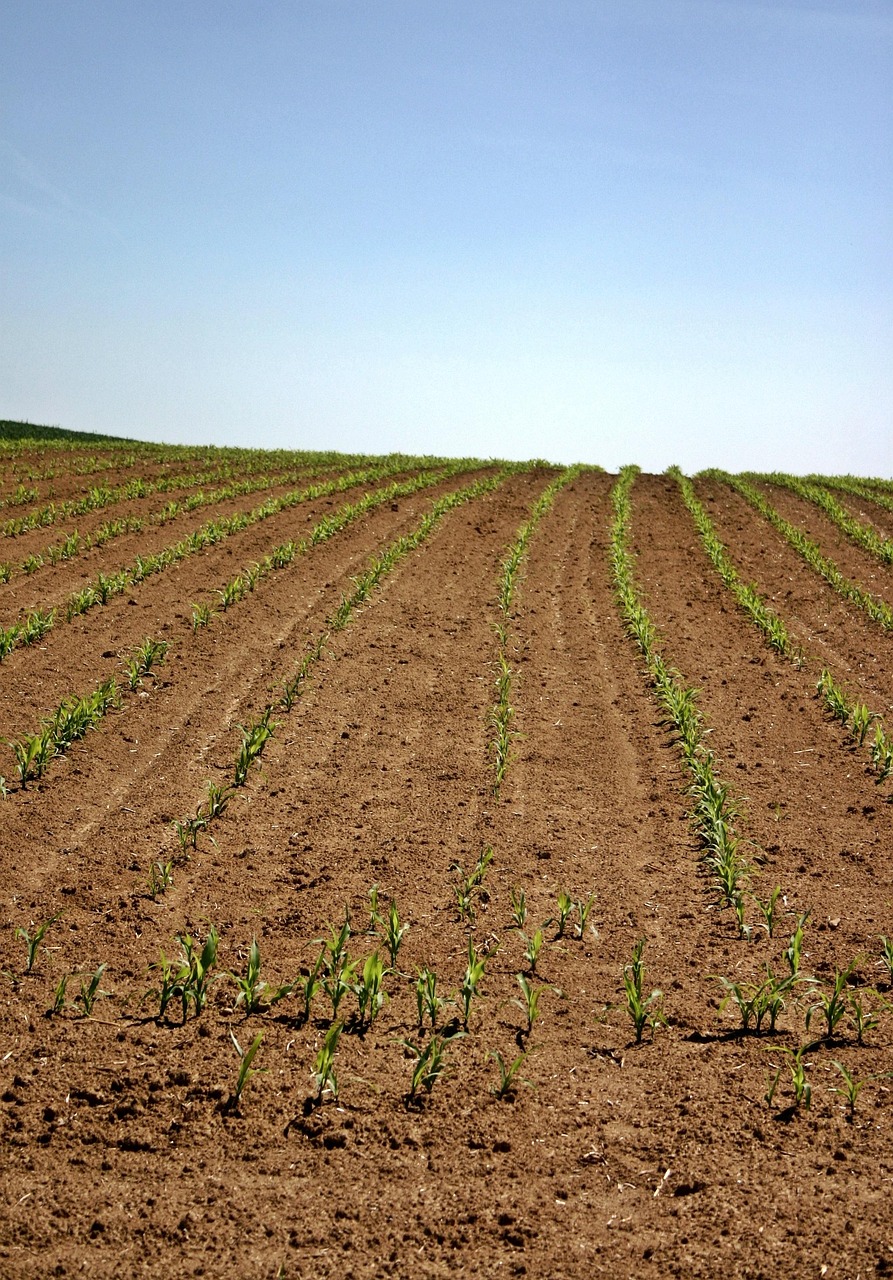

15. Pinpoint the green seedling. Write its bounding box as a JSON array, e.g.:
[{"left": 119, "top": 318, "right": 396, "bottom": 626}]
[
  {"left": 147, "top": 858, "right": 174, "bottom": 899},
  {"left": 829, "top": 1060, "right": 891, "bottom": 1121},
  {"left": 805, "top": 962, "right": 858, "bottom": 1042},
  {"left": 574, "top": 893, "right": 596, "bottom": 939},
  {"left": 9, "top": 729, "right": 54, "bottom": 787},
  {"left": 509, "top": 887, "right": 527, "bottom": 930},
  {"left": 200, "top": 780, "right": 232, "bottom": 822},
  {"left": 490, "top": 1047, "right": 534, "bottom": 1100},
  {"left": 16, "top": 914, "right": 59, "bottom": 973},
  {"left": 850, "top": 703, "right": 878, "bottom": 747},
  {"left": 555, "top": 891, "right": 573, "bottom": 938},
  {"left": 311, "top": 1021, "right": 343, "bottom": 1102},
  {"left": 871, "top": 726, "right": 893, "bottom": 783},
  {"left": 732, "top": 892, "right": 751, "bottom": 940},
  {"left": 752, "top": 886, "right": 783, "bottom": 938},
  {"left": 354, "top": 950, "right": 388, "bottom": 1030},
  {"left": 367, "top": 883, "right": 383, "bottom": 932},
  {"left": 415, "top": 966, "right": 447, "bottom": 1030},
  {"left": 513, "top": 973, "right": 545, "bottom": 1034},
  {"left": 713, "top": 967, "right": 800, "bottom": 1036},
  {"left": 232, "top": 708, "right": 277, "bottom": 787},
  {"left": 401, "top": 1032, "right": 460, "bottom": 1101},
  {"left": 623, "top": 938, "right": 666, "bottom": 1044},
  {"left": 784, "top": 913, "right": 810, "bottom": 977},
  {"left": 173, "top": 814, "right": 205, "bottom": 854},
  {"left": 522, "top": 927, "right": 545, "bottom": 975},
  {"left": 49, "top": 974, "right": 68, "bottom": 1016},
  {"left": 148, "top": 927, "right": 220, "bottom": 1022},
  {"left": 380, "top": 900, "right": 409, "bottom": 969},
  {"left": 75, "top": 963, "right": 108, "bottom": 1017},
  {"left": 230, "top": 938, "right": 268, "bottom": 1015},
  {"left": 879, "top": 936, "right": 893, "bottom": 987},
  {"left": 124, "top": 636, "right": 169, "bottom": 689},
  {"left": 765, "top": 1044, "right": 811, "bottom": 1111},
  {"left": 292, "top": 942, "right": 327, "bottom": 1025},
  {"left": 230, "top": 1030, "right": 265, "bottom": 1107},
  {"left": 191, "top": 603, "right": 212, "bottom": 631},
  {"left": 459, "top": 938, "right": 488, "bottom": 1030},
  {"left": 846, "top": 989, "right": 882, "bottom": 1045}
]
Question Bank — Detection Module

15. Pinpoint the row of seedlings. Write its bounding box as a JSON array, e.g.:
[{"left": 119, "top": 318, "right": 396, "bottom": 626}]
[
  {"left": 752, "top": 471, "right": 893, "bottom": 566},
  {"left": 670, "top": 468, "right": 893, "bottom": 785}
]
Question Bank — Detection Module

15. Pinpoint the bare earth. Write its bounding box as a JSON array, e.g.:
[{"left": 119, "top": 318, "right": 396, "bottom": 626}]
[{"left": 1, "top": 451, "right": 892, "bottom": 1278}]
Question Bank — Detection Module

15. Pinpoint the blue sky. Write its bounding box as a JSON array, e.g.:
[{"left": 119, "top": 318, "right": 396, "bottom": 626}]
[{"left": 1, "top": 0, "right": 890, "bottom": 472}]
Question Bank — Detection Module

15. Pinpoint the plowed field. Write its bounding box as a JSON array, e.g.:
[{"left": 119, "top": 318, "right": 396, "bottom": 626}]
[{"left": 2, "top": 438, "right": 893, "bottom": 1278}]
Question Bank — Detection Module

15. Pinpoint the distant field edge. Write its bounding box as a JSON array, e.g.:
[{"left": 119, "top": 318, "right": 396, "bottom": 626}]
[{"left": 0, "top": 420, "right": 139, "bottom": 445}]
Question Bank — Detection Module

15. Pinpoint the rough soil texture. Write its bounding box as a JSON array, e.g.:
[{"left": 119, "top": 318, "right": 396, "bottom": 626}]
[{"left": 2, "top": 453, "right": 893, "bottom": 1278}]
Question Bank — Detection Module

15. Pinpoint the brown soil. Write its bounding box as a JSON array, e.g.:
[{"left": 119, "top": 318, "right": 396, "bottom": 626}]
[{"left": 1, "top": 458, "right": 892, "bottom": 1278}]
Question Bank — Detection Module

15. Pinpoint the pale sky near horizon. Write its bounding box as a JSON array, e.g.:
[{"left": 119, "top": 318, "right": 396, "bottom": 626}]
[{"left": 1, "top": 1, "right": 891, "bottom": 474}]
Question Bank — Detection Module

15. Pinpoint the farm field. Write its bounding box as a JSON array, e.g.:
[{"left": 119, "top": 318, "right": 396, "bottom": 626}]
[{"left": 1, "top": 424, "right": 893, "bottom": 1277}]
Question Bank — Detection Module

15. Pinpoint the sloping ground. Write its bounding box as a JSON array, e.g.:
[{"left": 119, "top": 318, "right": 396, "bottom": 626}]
[{"left": 0, "top": 452, "right": 892, "bottom": 1278}]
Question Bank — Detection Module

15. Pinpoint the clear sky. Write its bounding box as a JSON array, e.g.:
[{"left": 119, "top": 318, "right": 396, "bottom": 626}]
[{"left": 1, "top": 0, "right": 890, "bottom": 473}]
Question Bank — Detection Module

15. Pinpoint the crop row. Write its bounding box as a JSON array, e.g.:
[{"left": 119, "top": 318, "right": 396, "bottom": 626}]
[
  {"left": 0, "top": 459, "right": 431, "bottom": 663},
  {"left": 706, "top": 469, "right": 893, "bottom": 632},
  {"left": 752, "top": 472, "right": 893, "bottom": 566},
  {"left": 672, "top": 468, "right": 893, "bottom": 787}
]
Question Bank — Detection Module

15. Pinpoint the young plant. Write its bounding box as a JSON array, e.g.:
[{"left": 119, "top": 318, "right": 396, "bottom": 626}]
[
  {"left": 846, "top": 989, "right": 882, "bottom": 1046},
  {"left": 555, "top": 891, "right": 573, "bottom": 939},
  {"left": 230, "top": 1030, "right": 265, "bottom": 1107},
  {"left": 191, "top": 602, "right": 213, "bottom": 631},
  {"left": 522, "top": 927, "right": 545, "bottom": 976},
  {"left": 752, "top": 886, "right": 783, "bottom": 938},
  {"left": 509, "top": 886, "right": 527, "bottom": 930},
  {"left": 879, "top": 935, "right": 893, "bottom": 988},
  {"left": 379, "top": 900, "right": 409, "bottom": 969},
  {"left": 310, "top": 1021, "right": 342, "bottom": 1102},
  {"left": 574, "top": 892, "right": 596, "bottom": 939},
  {"left": 784, "top": 913, "right": 809, "bottom": 977},
  {"left": 490, "top": 1047, "right": 534, "bottom": 1100},
  {"left": 74, "top": 963, "right": 108, "bottom": 1017},
  {"left": 459, "top": 938, "right": 488, "bottom": 1030},
  {"left": 230, "top": 938, "right": 267, "bottom": 1015},
  {"left": 232, "top": 708, "right": 277, "bottom": 787},
  {"left": 765, "top": 1044, "right": 812, "bottom": 1111},
  {"left": 354, "top": 950, "right": 388, "bottom": 1030},
  {"left": 415, "top": 965, "right": 447, "bottom": 1030},
  {"left": 401, "top": 1032, "right": 459, "bottom": 1101},
  {"left": 49, "top": 974, "right": 68, "bottom": 1016},
  {"left": 16, "top": 914, "right": 59, "bottom": 973},
  {"left": 805, "top": 961, "right": 857, "bottom": 1042},
  {"left": 623, "top": 938, "right": 666, "bottom": 1044},
  {"left": 513, "top": 973, "right": 545, "bottom": 1034},
  {"left": 124, "top": 636, "right": 169, "bottom": 689},
  {"left": 713, "top": 968, "right": 799, "bottom": 1036},
  {"left": 147, "top": 858, "right": 174, "bottom": 899}
]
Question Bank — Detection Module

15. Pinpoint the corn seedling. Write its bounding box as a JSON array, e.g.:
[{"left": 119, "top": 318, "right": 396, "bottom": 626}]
[
  {"left": 74, "top": 963, "right": 108, "bottom": 1017},
  {"left": 415, "top": 966, "right": 448, "bottom": 1030},
  {"left": 147, "top": 858, "right": 174, "bottom": 899},
  {"left": 459, "top": 938, "right": 488, "bottom": 1030},
  {"left": 555, "top": 891, "right": 573, "bottom": 938},
  {"left": 191, "top": 603, "right": 212, "bottom": 631},
  {"left": 623, "top": 939, "right": 666, "bottom": 1043},
  {"left": 784, "top": 913, "right": 810, "bottom": 978},
  {"left": 765, "top": 1044, "right": 811, "bottom": 1111},
  {"left": 173, "top": 814, "right": 205, "bottom": 854},
  {"left": 805, "top": 962, "right": 858, "bottom": 1042},
  {"left": 124, "top": 636, "right": 169, "bottom": 689},
  {"left": 230, "top": 1030, "right": 265, "bottom": 1107},
  {"left": 829, "top": 1060, "right": 891, "bottom": 1121},
  {"left": 148, "top": 927, "right": 220, "bottom": 1023},
  {"left": 752, "top": 886, "right": 783, "bottom": 938},
  {"left": 49, "top": 974, "right": 68, "bottom": 1015},
  {"left": 713, "top": 968, "right": 799, "bottom": 1036},
  {"left": 401, "top": 1032, "right": 460, "bottom": 1101},
  {"left": 293, "top": 942, "right": 327, "bottom": 1025},
  {"left": 522, "top": 927, "right": 545, "bottom": 975},
  {"left": 879, "top": 936, "right": 893, "bottom": 988},
  {"left": 311, "top": 1021, "right": 343, "bottom": 1102},
  {"left": 452, "top": 845, "right": 494, "bottom": 924},
  {"left": 847, "top": 989, "right": 882, "bottom": 1045},
  {"left": 367, "top": 883, "right": 383, "bottom": 933},
  {"left": 200, "top": 780, "right": 232, "bottom": 822},
  {"left": 574, "top": 893, "right": 596, "bottom": 939},
  {"left": 379, "top": 900, "right": 409, "bottom": 969},
  {"left": 230, "top": 938, "right": 269, "bottom": 1015},
  {"left": 490, "top": 1048, "right": 534, "bottom": 1100},
  {"left": 232, "top": 708, "right": 277, "bottom": 787},
  {"left": 513, "top": 973, "right": 545, "bottom": 1034},
  {"left": 509, "top": 887, "right": 527, "bottom": 930},
  {"left": 871, "top": 726, "right": 893, "bottom": 784},
  {"left": 16, "top": 914, "right": 58, "bottom": 973},
  {"left": 353, "top": 950, "right": 388, "bottom": 1030}
]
